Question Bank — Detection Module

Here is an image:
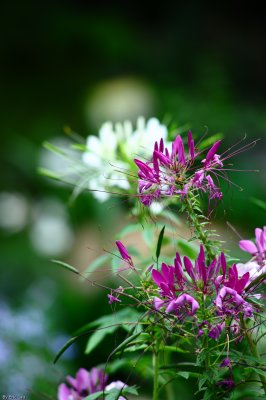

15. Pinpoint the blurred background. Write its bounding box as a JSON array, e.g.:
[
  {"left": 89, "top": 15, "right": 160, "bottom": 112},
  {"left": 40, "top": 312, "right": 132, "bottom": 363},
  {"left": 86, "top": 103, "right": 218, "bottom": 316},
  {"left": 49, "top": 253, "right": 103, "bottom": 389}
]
[{"left": 0, "top": 1, "right": 266, "bottom": 398}]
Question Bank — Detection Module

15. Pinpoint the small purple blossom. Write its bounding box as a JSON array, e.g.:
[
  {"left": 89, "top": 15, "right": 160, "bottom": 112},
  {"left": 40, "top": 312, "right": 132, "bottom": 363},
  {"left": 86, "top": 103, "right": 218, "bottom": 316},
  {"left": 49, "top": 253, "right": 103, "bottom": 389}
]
[
  {"left": 215, "top": 286, "right": 253, "bottom": 319},
  {"left": 218, "top": 379, "right": 235, "bottom": 389},
  {"left": 108, "top": 294, "right": 122, "bottom": 305},
  {"left": 220, "top": 357, "right": 231, "bottom": 368},
  {"left": 208, "top": 322, "right": 225, "bottom": 340}
]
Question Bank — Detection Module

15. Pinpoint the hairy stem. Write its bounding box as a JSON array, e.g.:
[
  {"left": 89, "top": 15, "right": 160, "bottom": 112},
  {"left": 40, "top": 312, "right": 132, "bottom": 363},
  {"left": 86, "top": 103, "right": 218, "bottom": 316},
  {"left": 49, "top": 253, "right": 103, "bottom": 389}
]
[{"left": 184, "top": 195, "right": 215, "bottom": 261}]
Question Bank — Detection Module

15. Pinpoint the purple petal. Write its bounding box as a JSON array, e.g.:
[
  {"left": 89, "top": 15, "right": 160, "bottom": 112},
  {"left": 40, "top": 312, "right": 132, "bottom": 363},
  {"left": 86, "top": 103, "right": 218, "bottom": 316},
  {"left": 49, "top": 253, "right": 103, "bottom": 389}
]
[
  {"left": 159, "top": 138, "right": 164, "bottom": 152},
  {"left": 239, "top": 240, "right": 257, "bottom": 254},
  {"left": 220, "top": 252, "right": 227, "bottom": 276},
  {"left": 66, "top": 375, "right": 78, "bottom": 390},
  {"left": 76, "top": 368, "right": 90, "bottom": 391},
  {"left": 108, "top": 294, "right": 121, "bottom": 304},
  {"left": 152, "top": 269, "right": 164, "bottom": 286},
  {"left": 154, "top": 296, "right": 165, "bottom": 310},
  {"left": 205, "top": 140, "right": 222, "bottom": 164},
  {"left": 154, "top": 150, "right": 170, "bottom": 166},
  {"left": 166, "top": 299, "right": 178, "bottom": 313},
  {"left": 187, "top": 131, "right": 195, "bottom": 160},
  {"left": 172, "top": 135, "right": 186, "bottom": 164},
  {"left": 235, "top": 272, "right": 249, "bottom": 294},
  {"left": 255, "top": 228, "right": 264, "bottom": 253},
  {"left": 116, "top": 241, "right": 131, "bottom": 261},
  {"left": 183, "top": 256, "right": 195, "bottom": 280},
  {"left": 58, "top": 384, "right": 71, "bottom": 400}
]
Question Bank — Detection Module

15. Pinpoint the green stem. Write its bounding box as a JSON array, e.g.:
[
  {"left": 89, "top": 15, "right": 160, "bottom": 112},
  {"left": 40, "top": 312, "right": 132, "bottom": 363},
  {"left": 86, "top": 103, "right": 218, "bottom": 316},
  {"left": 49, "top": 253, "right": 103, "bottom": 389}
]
[
  {"left": 185, "top": 195, "right": 215, "bottom": 261},
  {"left": 153, "top": 349, "right": 159, "bottom": 400},
  {"left": 243, "top": 319, "right": 266, "bottom": 395}
]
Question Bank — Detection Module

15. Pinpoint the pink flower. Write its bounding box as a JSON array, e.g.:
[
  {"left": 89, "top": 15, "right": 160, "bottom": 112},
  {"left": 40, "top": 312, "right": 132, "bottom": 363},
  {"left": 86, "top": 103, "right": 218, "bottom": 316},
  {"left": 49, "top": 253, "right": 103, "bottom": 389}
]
[
  {"left": 58, "top": 368, "right": 108, "bottom": 399},
  {"left": 239, "top": 226, "right": 266, "bottom": 266}
]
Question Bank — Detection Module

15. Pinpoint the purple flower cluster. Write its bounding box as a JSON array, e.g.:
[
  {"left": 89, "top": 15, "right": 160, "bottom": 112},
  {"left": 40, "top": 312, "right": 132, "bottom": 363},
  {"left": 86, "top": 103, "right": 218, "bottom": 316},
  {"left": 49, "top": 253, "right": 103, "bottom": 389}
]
[
  {"left": 151, "top": 246, "right": 253, "bottom": 339},
  {"left": 58, "top": 367, "right": 126, "bottom": 400},
  {"left": 134, "top": 132, "right": 223, "bottom": 206}
]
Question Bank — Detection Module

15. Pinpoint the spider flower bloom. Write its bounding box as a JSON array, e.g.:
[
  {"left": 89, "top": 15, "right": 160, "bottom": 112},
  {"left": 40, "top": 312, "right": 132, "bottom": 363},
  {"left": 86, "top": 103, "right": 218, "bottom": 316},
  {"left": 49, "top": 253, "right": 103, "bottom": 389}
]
[
  {"left": 152, "top": 246, "right": 227, "bottom": 299},
  {"left": 134, "top": 131, "right": 223, "bottom": 206}
]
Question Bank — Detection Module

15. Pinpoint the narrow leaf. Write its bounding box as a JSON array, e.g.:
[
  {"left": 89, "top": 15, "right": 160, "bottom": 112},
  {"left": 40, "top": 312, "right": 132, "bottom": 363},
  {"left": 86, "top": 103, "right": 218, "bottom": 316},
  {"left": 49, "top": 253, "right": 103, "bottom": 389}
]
[
  {"left": 156, "top": 225, "right": 165, "bottom": 260},
  {"left": 53, "top": 336, "right": 78, "bottom": 364},
  {"left": 51, "top": 259, "right": 79, "bottom": 274}
]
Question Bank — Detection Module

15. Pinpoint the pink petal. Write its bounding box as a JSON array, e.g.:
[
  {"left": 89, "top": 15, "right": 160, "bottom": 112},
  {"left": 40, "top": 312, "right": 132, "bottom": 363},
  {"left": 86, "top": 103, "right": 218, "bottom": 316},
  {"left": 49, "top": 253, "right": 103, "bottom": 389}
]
[
  {"left": 58, "top": 384, "right": 71, "bottom": 400},
  {"left": 239, "top": 240, "right": 257, "bottom": 254}
]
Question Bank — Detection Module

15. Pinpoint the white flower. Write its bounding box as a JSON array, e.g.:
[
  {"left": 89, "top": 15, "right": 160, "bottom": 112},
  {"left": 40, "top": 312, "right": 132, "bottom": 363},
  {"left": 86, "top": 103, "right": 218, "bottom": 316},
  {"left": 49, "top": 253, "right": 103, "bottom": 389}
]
[
  {"left": 82, "top": 117, "right": 169, "bottom": 202},
  {"left": 236, "top": 261, "right": 266, "bottom": 283}
]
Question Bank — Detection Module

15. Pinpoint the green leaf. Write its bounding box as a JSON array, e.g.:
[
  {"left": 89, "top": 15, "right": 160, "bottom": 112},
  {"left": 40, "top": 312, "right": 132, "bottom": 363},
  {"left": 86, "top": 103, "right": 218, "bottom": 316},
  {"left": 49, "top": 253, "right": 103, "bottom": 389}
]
[
  {"left": 109, "top": 331, "right": 142, "bottom": 358},
  {"left": 116, "top": 223, "right": 143, "bottom": 238},
  {"left": 197, "top": 133, "right": 223, "bottom": 151},
  {"left": 78, "top": 308, "right": 141, "bottom": 354},
  {"left": 53, "top": 336, "right": 79, "bottom": 364},
  {"left": 51, "top": 259, "right": 79, "bottom": 274},
  {"left": 177, "top": 371, "right": 190, "bottom": 379},
  {"left": 160, "top": 209, "right": 180, "bottom": 225},
  {"left": 85, "top": 325, "right": 117, "bottom": 354},
  {"left": 84, "top": 391, "right": 103, "bottom": 400},
  {"left": 156, "top": 225, "right": 165, "bottom": 260},
  {"left": 84, "top": 385, "right": 139, "bottom": 400},
  {"left": 176, "top": 239, "right": 199, "bottom": 259},
  {"left": 250, "top": 197, "right": 266, "bottom": 212}
]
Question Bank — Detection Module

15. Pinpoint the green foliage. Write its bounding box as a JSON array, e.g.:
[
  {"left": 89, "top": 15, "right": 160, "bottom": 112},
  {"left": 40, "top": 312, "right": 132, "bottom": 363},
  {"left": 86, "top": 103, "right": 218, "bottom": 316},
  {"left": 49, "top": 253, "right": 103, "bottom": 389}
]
[{"left": 84, "top": 385, "right": 138, "bottom": 400}]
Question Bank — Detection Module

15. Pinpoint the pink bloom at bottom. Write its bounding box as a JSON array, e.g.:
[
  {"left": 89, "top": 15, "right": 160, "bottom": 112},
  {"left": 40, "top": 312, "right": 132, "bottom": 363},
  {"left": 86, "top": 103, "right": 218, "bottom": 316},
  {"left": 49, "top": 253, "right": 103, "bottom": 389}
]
[{"left": 58, "top": 368, "right": 128, "bottom": 400}]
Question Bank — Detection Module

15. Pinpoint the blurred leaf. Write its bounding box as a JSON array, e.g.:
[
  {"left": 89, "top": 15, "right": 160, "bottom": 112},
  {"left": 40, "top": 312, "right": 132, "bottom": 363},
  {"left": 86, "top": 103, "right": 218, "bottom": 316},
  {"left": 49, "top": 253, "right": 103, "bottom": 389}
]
[
  {"left": 109, "top": 331, "right": 142, "bottom": 357},
  {"left": 43, "top": 141, "right": 66, "bottom": 156},
  {"left": 250, "top": 197, "right": 266, "bottom": 212},
  {"left": 85, "top": 325, "right": 117, "bottom": 354},
  {"left": 197, "top": 133, "right": 223, "bottom": 151},
  {"left": 84, "top": 254, "right": 111, "bottom": 275},
  {"left": 53, "top": 336, "right": 79, "bottom": 364},
  {"left": 51, "top": 259, "right": 79, "bottom": 274},
  {"left": 176, "top": 371, "right": 190, "bottom": 379},
  {"left": 117, "top": 223, "right": 143, "bottom": 238},
  {"left": 176, "top": 239, "right": 199, "bottom": 259},
  {"left": 74, "top": 308, "right": 141, "bottom": 354},
  {"left": 38, "top": 167, "right": 61, "bottom": 180}
]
